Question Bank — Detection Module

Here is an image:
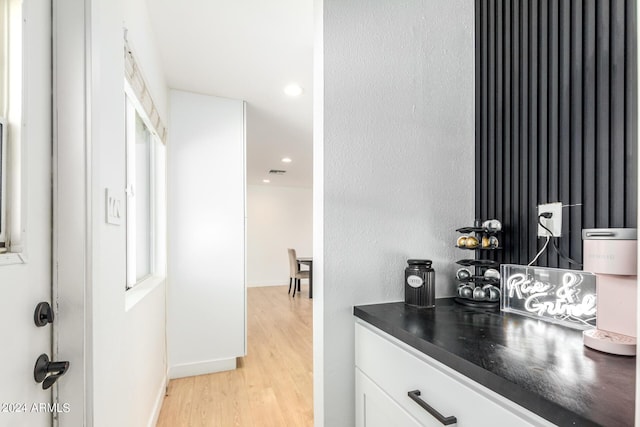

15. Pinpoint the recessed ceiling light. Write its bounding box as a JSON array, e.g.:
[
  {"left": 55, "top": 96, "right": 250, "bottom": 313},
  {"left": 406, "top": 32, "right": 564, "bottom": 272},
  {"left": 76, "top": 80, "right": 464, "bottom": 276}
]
[
  {"left": 262, "top": 179, "right": 271, "bottom": 183},
  {"left": 281, "top": 157, "right": 292, "bottom": 163},
  {"left": 284, "top": 83, "right": 303, "bottom": 97}
]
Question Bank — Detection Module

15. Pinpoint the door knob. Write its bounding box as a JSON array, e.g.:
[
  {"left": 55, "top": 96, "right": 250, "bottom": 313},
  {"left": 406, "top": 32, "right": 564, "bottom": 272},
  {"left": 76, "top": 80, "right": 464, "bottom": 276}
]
[
  {"left": 34, "top": 302, "right": 54, "bottom": 327},
  {"left": 34, "top": 354, "right": 69, "bottom": 390}
]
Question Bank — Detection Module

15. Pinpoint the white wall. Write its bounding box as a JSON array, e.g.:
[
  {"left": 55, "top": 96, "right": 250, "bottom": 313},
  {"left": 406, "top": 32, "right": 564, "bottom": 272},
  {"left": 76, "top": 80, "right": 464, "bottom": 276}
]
[
  {"left": 121, "top": 0, "right": 169, "bottom": 424},
  {"left": 314, "top": 1, "right": 476, "bottom": 425},
  {"left": 247, "top": 184, "right": 313, "bottom": 287},
  {"left": 123, "top": 0, "right": 168, "bottom": 123},
  {"left": 62, "top": 0, "right": 169, "bottom": 425},
  {"left": 124, "top": 283, "right": 167, "bottom": 427},
  {"left": 87, "top": 0, "right": 127, "bottom": 423},
  {"left": 168, "top": 90, "right": 246, "bottom": 378}
]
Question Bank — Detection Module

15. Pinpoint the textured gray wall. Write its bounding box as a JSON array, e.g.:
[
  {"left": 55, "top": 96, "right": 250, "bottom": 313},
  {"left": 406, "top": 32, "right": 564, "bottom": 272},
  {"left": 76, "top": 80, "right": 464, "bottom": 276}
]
[{"left": 316, "top": 0, "right": 475, "bottom": 425}]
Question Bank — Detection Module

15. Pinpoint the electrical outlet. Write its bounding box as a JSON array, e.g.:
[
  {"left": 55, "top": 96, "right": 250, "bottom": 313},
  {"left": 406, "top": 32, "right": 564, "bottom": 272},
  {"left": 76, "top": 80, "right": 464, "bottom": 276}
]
[{"left": 537, "top": 202, "right": 562, "bottom": 237}]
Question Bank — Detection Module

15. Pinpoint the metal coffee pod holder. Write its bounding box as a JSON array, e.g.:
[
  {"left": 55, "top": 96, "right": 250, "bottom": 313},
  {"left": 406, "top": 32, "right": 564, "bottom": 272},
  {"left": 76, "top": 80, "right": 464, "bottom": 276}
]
[{"left": 454, "top": 219, "right": 502, "bottom": 308}]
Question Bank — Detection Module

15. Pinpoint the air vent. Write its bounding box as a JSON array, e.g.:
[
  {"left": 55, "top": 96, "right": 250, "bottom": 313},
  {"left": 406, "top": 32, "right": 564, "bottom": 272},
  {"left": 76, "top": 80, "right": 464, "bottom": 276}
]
[{"left": 268, "top": 169, "right": 287, "bottom": 175}]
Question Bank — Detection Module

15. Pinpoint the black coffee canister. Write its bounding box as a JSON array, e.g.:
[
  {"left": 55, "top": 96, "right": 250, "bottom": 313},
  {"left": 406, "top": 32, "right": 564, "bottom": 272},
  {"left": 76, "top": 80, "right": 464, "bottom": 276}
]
[{"left": 404, "top": 259, "right": 435, "bottom": 307}]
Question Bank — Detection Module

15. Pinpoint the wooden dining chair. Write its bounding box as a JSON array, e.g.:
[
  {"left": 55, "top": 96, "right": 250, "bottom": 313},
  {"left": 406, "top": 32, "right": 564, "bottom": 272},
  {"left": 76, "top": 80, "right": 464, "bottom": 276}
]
[{"left": 288, "top": 248, "right": 309, "bottom": 297}]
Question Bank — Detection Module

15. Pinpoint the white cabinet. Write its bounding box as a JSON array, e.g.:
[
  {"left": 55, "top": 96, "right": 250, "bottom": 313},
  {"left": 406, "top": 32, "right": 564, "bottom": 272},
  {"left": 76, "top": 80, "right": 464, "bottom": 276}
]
[
  {"left": 355, "top": 321, "right": 554, "bottom": 427},
  {"left": 356, "top": 368, "right": 425, "bottom": 427},
  {"left": 168, "top": 90, "right": 246, "bottom": 378}
]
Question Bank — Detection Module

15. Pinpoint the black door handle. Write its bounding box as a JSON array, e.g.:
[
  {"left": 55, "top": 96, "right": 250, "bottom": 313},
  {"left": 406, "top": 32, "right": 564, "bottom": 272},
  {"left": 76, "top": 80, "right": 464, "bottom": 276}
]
[
  {"left": 34, "top": 354, "right": 69, "bottom": 390},
  {"left": 407, "top": 390, "right": 457, "bottom": 425},
  {"left": 34, "top": 302, "right": 54, "bottom": 327}
]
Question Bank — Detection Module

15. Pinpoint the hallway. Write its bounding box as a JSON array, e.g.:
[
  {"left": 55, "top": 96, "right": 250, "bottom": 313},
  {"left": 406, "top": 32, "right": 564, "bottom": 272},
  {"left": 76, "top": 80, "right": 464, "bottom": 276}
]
[{"left": 157, "top": 285, "right": 313, "bottom": 426}]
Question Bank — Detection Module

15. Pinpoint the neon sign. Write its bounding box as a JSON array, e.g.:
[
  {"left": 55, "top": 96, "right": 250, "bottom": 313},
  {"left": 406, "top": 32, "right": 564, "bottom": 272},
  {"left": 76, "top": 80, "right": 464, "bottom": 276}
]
[{"left": 501, "top": 264, "right": 597, "bottom": 329}]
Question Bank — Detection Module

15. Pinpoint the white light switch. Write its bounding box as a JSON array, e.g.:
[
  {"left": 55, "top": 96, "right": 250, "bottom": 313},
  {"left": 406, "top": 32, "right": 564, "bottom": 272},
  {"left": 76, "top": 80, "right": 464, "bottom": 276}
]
[{"left": 106, "top": 188, "right": 122, "bottom": 225}]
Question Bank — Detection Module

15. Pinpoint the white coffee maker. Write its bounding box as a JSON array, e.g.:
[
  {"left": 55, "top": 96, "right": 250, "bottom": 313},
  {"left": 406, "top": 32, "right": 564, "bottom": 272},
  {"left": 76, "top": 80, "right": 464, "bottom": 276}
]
[{"left": 582, "top": 228, "right": 637, "bottom": 356}]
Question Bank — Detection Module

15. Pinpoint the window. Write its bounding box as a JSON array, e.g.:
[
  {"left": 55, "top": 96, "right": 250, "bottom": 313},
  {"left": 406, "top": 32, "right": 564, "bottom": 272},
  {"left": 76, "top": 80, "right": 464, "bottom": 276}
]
[
  {"left": 0, "top": 0, "right": 22, "bottom": 255},
  {"left": 0, "top": 1, "right": 6, "bottom": 249},
  {"left": 125, "top": 92, "right": 166, "bottom": 289},
  {"left": 0, "top": 119, "right": 6, "bottom": 249},
  {"left": 123, "top": 36, "right": 167, "bottom": 289}
]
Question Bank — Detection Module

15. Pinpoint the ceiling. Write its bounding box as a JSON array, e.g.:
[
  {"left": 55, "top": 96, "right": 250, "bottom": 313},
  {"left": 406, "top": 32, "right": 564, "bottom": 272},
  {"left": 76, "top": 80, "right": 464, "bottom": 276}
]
[{"left": 147, "top": 0, "right": 314, "bottom": 188}]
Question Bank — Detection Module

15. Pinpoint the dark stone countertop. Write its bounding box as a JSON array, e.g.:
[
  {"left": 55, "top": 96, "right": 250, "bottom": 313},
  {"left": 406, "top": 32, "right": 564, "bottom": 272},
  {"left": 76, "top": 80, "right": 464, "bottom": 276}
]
[{"left": 354, "top": 299, "right": 635, "bottom": 427}]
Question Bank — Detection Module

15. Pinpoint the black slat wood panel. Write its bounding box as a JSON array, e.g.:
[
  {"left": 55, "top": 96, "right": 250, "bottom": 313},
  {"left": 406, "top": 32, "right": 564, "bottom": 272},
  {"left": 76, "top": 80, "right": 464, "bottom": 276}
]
[
  {"left": 504, "top": 0, "right": 512, "bottom": 260},
  {"left": 475, "top": 0, "right": 637, "bottom": 269},
  {"left": 596, "top": 0, "right": 611, "bottom": 227},
  {"left": 626, "top": 0, "right": 638, "bottom": 225},
  {"left": 476, "top": 0, "right": 482, "bottom": 218},
  {"left": 559, "top": 0, "right": 572, "bottom": 268},
  {"left": 519, "top": 0, "right": 528, "bottom": 265},
  {"left": 489, "top": 0, "right": 497, "bottom": 219},
  {"left": 583, "top": 0, "right": 597, "bottom": 231},
  {"left": 570, "top": 0, "right": 584, "bottom": 266},
  {"left": 611, "top": 0, "right": 626, "bottom": 227},
  {"left": 529, "top": 0, "right": 540, "bottom": 263},
  {"left": 481, "top": 0, "right": 489, "bottom": 219}
]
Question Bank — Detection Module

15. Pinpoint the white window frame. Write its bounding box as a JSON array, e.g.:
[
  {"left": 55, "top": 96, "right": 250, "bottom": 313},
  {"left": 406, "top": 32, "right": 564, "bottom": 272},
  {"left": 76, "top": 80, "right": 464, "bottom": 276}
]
[
  {"left": 125, "top": 80, "right": 166, "bottom": 290},
  {"left": 0, "top": 118, "right": 6, "bottom": 248},
  {"left": 0, "top": 0, "right": 24, "bottom": 263}
]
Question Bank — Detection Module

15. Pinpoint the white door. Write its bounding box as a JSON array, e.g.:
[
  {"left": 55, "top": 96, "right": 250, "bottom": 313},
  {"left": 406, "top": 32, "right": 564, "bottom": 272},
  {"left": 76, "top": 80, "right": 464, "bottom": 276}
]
[{"left": 0, "top": 1, "right": 56, "bottom": 426}]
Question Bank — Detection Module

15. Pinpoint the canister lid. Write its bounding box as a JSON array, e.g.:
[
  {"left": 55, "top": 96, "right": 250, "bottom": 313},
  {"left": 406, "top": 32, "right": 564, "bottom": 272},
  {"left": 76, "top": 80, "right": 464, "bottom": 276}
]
[
  {"left": 407, "top": 259, "right": 432, "bottom": 266},
  {"left": 582, "top": 228, "right": 637, "bottom": 240}
]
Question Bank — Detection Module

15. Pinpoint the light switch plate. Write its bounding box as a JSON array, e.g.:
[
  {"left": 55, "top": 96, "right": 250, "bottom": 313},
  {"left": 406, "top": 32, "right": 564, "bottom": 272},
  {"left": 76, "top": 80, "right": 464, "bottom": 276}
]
[
  {"left": 106, "top": 188, "right": 122, "bottom": 226},
  {"left": 537, "top": 202, "right": 562, "bottom": 237}
]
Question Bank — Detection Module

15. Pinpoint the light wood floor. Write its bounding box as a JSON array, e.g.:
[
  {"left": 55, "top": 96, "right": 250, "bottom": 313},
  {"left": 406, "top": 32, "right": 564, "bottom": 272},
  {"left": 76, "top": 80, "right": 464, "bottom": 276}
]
[{"left": 157, "top": 285, "right": 313, "bottom": 427}]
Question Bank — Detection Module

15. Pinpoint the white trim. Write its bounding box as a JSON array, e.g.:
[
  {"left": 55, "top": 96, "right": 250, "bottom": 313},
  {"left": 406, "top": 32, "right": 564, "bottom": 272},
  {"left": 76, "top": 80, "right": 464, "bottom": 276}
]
[
  {"left": 125, "top": 275, "right": 165, "bottom": 312},
  {"left": 52, "top": 0, "right": 91, "bottom": 424},
  {"left": 0, "top": 117, "right": 6, "bottom": 246},
  {"left": 7, "top": 0, "right": 22, "bottom": 253},
  {"left": 312, "top": 0, "right": 324, "bottom": 425},
  {"left": 169, "top": 357, "right": 237, "bottom": 379},
  {"left": 0, "top": 251, "right": 25, "bottom": 265},
  {"left": 125, "top": 92, "right": 165, "bottom": 290},
  {"left": 0, "top": 0, "right": 24, "bottom": 255},
  {"left": 125, "top": 95, "right": 137, "bottom": 287},
  {"left": 243, "top": 101, "right": 247, "bottom": 355},
  {"left": 147, "top": 373, "right": 168, "bottom": 427},
  {"left": 0, "top": 117, "right": 9, "bottom": 247}
]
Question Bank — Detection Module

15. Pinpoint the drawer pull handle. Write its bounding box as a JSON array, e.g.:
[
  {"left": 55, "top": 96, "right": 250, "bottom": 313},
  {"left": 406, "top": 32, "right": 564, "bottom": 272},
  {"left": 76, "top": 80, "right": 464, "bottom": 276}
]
[{"left": 407, "top": 390, "right": 457, "bottom": 425}]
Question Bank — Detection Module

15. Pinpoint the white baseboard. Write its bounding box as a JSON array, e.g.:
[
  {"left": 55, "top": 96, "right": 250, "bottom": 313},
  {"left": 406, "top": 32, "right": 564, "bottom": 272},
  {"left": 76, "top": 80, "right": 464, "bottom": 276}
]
[
  {"left": 169, "top": 357, "right": 237, "bottom": 379},
  {"left": 148, "top": 373, "right": 168, "bottom": 427}
]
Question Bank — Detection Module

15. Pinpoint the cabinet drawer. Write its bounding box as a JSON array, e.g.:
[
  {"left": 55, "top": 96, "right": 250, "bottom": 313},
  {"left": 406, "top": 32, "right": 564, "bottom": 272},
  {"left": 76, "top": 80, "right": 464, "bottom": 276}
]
[
  {"left": 356, "top": 368, "right": 425, "bottom": 427},
  {"left": 355, "top": 321, "right": 553, "bottom": 426}
]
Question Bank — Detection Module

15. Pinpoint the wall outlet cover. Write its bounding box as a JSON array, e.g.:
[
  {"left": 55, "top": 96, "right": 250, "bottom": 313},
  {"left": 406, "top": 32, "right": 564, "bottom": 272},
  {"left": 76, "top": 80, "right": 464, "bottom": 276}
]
[{"left": 537, "top": 202, "right": 562, "bottom": 237}]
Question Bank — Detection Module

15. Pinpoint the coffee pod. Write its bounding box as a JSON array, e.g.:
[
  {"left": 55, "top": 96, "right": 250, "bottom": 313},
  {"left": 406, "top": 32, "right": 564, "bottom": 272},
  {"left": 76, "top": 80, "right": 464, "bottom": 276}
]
[
  {"left": 482, "top": 219, "right": 502, "bottom": 232},
  {"left": 465, "top": 236, "right": 479, "bottom": 249},
  {"left": 456, "top": 268, "right": 472, "bottom": 280},
  {"left": 459, "top": 285, "right": 474, "bottom": 299},
  {"left": 481, "top": 235, "right": 490, "bottom": 248},
  {"left": 489, "top": 236, "right": 499, "bottom": 248},
  {"left": 473, "top": 287, "right": 486, "bottom": 300},
  {"left": 487, "top": 286, "right": 501, "bottom": 302},
  {"left": 456, "top": 236, "right": 468, "bottom": 247},
  {"left": 484, "top": 268, "right": 500, "bottom": 280}
]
